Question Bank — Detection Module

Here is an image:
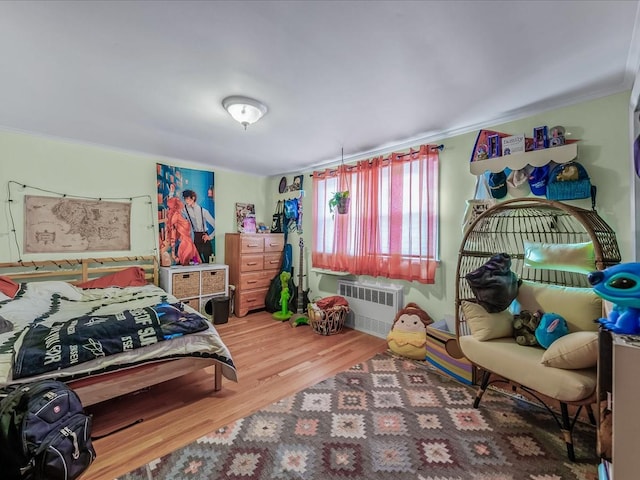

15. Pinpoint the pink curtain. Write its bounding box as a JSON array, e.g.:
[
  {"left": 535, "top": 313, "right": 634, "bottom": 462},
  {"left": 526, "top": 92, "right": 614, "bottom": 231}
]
[{"left": 312, "top": 144, "right": 438, "bottom": 284}]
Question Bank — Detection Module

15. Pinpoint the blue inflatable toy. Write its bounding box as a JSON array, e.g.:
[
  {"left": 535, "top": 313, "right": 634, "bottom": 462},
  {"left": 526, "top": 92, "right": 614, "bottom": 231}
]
[{"left": 588, "top": 263, "right": 640, "bottom": 335}]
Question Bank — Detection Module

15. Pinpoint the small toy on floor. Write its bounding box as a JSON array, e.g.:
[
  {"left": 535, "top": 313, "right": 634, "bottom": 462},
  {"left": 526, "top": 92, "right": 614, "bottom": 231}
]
[
  {"left": 272, "top": 271, "right": 293, "bottom": 321},
  {"left": 387, "top": 303, "right": 433, "bottom": 360},
  {"left": 589, "top": 262, "right": 640, "bottom": 335}
]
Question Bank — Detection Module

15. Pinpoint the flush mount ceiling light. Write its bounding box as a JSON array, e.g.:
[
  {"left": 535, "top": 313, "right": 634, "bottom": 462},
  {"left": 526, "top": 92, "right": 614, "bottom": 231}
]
[{"left": 222, "top": 95, "right": 268, "bottom": 130}]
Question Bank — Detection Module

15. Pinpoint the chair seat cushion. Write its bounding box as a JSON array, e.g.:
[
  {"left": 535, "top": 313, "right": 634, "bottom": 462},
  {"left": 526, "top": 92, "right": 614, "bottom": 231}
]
[{"left": 460, "top": 336, "right": 596, "bottom": 402}]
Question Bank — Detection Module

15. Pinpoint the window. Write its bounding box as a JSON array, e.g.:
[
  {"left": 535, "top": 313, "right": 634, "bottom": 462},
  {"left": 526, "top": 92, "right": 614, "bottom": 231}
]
[{"left": 312, "top": 144, "right": 439, "bottom": 284}]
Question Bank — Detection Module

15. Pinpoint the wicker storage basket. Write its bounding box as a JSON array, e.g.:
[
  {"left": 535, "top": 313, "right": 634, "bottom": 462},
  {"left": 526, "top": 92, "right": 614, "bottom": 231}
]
[
  {"left": 171, "top": 272, "right": 200, "bottom": 299},
  {"left": 201, "top": 269, "right": 225, "bottom": 295},
  {"left": 308, "top": 304, "right": 349, "bottom": 335}
]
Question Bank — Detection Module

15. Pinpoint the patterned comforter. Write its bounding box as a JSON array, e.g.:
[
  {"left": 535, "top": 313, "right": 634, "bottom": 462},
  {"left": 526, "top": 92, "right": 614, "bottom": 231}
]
[{"left": 0, "top": 282, "right": 237, "bottom": 385}]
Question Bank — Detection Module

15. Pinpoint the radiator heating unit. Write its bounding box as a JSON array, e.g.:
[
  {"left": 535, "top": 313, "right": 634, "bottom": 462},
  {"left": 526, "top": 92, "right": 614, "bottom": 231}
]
[{"left": 337, "top": 279, "right": 403, "bottom": 338}]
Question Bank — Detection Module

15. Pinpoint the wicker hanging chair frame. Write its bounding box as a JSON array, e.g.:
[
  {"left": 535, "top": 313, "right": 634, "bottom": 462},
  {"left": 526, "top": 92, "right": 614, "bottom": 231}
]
[
  {"left": 454, "top": 198, "right": 621, "bottom": 339},
  {"left": 451, "top": 198, "right": 621, "bottom": 461}
]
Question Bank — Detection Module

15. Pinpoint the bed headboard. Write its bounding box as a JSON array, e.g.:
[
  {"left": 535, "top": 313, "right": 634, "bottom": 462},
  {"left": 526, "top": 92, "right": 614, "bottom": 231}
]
[{"left": 0, "top": 256, "right": 159, "bottom": 286}]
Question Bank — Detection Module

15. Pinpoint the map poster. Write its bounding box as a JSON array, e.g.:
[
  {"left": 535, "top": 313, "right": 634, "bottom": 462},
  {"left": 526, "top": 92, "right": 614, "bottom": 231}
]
[{"left": 24, "top": 196, "right": 131, "bottom": 253}]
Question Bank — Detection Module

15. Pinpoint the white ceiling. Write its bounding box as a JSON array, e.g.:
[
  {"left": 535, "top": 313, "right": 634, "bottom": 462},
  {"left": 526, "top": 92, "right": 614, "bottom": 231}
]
[{"left": 1, "top": 1, "right": 639, "bottom": 176}]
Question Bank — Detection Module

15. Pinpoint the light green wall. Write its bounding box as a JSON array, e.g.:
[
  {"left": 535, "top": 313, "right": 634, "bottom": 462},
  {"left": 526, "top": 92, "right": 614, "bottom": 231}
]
[
  {"left": 1, "top": 91, "right": 633, "bottom": 326},
  {"left": 272, "top": 91, "right": 633, "bottom": 324},
  {"left": 0, "top": 131, "right": 269, "bottom": 264}
]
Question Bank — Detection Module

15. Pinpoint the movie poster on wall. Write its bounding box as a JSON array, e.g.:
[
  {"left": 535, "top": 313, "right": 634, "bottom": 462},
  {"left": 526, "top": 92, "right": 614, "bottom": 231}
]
[{"left": 156, "top": 163, "right": 215, "bottom": 266}]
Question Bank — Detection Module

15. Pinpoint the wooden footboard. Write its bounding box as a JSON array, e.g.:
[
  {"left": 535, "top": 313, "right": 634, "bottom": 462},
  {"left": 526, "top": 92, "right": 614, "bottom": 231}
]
[{"left": 68, "top": 357, "right": 222, "bottom": 406}]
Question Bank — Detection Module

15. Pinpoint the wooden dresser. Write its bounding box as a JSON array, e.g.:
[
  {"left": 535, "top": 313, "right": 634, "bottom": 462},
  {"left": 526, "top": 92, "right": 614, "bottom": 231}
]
[{"left": 225, "top": 233, "right": 284, "bottom": 317}]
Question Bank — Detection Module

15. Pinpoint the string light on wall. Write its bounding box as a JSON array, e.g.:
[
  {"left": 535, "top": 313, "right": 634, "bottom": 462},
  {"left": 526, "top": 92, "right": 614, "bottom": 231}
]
[{"left": 222, "top": 95, "right": 268, "bottom": 130}]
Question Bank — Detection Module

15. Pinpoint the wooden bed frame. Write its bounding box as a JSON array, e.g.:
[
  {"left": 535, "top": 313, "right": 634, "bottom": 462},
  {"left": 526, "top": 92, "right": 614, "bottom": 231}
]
[{"left": 0, "top": 256, "right": 223, "bottom": 406}]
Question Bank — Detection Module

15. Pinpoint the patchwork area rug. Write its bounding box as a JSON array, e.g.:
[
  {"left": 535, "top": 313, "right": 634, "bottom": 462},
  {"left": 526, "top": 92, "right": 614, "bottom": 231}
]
[{"left": 119, "top": 353, "right": 598, "bottom": 479}]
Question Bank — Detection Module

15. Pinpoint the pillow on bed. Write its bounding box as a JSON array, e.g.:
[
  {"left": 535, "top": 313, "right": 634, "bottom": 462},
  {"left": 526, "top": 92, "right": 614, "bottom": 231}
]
[
  {"left": 0, "top": 276, "right": 19, "bottom": 299},
  {"left": 76, "top": 267, "right": 148, "bottom": 289}
]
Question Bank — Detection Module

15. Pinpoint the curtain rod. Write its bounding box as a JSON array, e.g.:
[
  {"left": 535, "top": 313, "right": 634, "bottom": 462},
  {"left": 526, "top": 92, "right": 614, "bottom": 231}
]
[{"left": 310, "top": 144, "right": 444, "bottom": 176}]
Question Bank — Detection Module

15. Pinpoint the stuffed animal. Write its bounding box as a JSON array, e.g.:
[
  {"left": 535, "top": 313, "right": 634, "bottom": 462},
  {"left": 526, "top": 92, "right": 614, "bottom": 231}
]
[
  {"left": 588, "top": 263, "right": 640, "bottom": 334},
  {"left": 512, "top": 309, "right": 542, "bottom": 346},
  {"left": 555, "top": 164, "right": 579, "bottom": 182},
  {"left": 535, "top": 313, "right": 569, "bottom": 349},
  {"left": 387, "top": 302, "right": 433, "bottom": 360}
]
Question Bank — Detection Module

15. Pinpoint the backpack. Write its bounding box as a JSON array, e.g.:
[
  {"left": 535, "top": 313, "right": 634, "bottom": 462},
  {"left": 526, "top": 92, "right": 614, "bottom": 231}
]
[{"left": 0, "top": 380, "right": 96, "bottom": 480}]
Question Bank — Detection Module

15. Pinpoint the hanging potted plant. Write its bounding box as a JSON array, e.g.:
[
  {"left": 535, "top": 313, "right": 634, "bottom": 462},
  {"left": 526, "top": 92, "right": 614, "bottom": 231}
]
[
  {"left": 329, "top": 190, "right": 350, "bottom": 215},
  {"left": 328, "top": 147, "right": 350, "bottom": 216}
]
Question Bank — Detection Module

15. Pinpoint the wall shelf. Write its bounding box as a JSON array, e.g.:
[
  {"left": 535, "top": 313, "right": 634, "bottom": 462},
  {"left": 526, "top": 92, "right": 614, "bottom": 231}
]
[{"left": 469, "top": 142, "right": 578, "bottom": 175}]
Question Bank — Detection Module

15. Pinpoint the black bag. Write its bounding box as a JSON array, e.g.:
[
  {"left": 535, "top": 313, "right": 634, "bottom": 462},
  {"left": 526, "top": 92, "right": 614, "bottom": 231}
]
[
  {"left": 0, "top": 380, "right": 96, "bottom": 480},
  {"left": 270, "top": 200, "right": 284, "bottom": 233},
  {"left": 465, "top": 253, "right": 521, "bottom": 313}
]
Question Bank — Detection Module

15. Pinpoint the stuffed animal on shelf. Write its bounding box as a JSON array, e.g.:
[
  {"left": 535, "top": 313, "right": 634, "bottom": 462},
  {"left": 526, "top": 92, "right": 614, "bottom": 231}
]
[
  {"left": 555, "top": 164, "right": 580, "bottom": 182},
  {"left": 512, "top": 309, "right": 543, "bottom": 346},
  {"left": 588, "top": 262, "right": 640, "bottom": 335},
  {"left": 386, "top": 302, "right": 433, "bottom": 360},
  {"left": 535, "top": 313, "right": 569, "bottom": 349}
]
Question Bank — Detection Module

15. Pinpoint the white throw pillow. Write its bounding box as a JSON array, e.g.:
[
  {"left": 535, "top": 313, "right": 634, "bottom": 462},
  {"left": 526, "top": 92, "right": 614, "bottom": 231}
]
[
  {"left": 541, "top": 331, "right": 598, "bottom": 369},
  {"left": 461, "top": 301, "right": 513, "bottom": 341}
]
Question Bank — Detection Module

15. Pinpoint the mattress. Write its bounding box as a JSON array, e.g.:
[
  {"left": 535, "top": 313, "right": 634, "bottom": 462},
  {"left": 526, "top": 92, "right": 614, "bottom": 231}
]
[{"left": 0, "top": 281, "right": 237, "bottom": 386}]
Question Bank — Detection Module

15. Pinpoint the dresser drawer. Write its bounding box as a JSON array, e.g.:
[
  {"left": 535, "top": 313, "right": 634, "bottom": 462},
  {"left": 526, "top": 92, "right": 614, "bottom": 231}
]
[
  {"left": 240, "top": 255, "right": 264, "bottom": 272},
  {"left": 238, "top": 288, "right": 268, "bottom": 311},
  {"left": 263, "top": 253, "right": 282, "bottom": 270},
  {"left": 240, "top": 270, "right": 274, "bottom": 290},
  {"left": 240, "top": 235, "right": 264, "bottom": 253},
  {"left": 264, "top": 235, "right": 285, "bottom": 253}
]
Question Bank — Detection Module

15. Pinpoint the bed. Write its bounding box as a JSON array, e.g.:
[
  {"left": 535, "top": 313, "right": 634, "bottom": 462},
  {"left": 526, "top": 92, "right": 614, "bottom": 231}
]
[{"left": 0, "top": 256, "right": 237, "bottom": 406}]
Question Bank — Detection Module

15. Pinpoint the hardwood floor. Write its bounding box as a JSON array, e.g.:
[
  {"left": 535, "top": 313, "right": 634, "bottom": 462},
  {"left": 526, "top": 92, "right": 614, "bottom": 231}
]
[{"left": 83, "top": 311, "right": 387, "bottom": 480}]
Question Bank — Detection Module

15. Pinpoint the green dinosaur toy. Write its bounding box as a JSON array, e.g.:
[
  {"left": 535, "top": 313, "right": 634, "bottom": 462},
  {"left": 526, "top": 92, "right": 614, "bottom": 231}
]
[{"left": 272, "top": 271, "right": 293, "bottom": 321}]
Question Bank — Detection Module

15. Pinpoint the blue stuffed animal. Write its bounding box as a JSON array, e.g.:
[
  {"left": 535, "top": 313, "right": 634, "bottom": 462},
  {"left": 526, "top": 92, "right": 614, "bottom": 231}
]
[
  {"left": 588, "top": 263, "right": 640, "bottom": 335},
  {"left": 535, "top": 313, "right": 569, "bottom": 349}
]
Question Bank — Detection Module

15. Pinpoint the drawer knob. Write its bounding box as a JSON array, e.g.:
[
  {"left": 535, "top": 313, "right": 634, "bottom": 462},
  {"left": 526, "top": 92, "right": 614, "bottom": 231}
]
[{"left": 247, "top": 262, "right": 258, "bottom": 266}]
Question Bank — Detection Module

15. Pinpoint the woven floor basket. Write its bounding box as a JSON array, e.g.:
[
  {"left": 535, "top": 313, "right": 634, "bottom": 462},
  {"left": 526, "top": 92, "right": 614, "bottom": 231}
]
[{"left": 308, "top": 305, "right": 349, "bottom": 335}]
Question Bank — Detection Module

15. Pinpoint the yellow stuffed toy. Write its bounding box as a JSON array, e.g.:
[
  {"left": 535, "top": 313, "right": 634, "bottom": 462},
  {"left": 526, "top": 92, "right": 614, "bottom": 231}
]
[{"left": 386, "top": 302, "right": 433, "bottom": 360}]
